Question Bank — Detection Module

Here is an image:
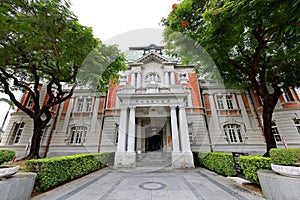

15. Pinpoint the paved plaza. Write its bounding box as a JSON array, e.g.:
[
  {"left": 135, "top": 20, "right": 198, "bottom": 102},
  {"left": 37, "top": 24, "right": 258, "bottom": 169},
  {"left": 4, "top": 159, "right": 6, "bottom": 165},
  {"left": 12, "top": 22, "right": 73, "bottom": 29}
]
[{"left": 32, "top": 167, "right": 265, "bottom": 200}]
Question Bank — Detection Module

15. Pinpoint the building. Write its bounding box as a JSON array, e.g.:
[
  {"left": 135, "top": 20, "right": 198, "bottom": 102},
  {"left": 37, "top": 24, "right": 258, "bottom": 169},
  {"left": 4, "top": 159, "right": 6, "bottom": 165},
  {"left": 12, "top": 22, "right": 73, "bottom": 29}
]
[{"left": 1, "top": 44, "right": 300, "bottom": 168}]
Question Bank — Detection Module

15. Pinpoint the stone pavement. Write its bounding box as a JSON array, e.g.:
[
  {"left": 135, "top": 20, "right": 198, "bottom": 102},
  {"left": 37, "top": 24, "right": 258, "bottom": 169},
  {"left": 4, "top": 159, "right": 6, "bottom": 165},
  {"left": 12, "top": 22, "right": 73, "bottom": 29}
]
[{"left": 32, "top": 167, "right": 265, "bottom": 200}]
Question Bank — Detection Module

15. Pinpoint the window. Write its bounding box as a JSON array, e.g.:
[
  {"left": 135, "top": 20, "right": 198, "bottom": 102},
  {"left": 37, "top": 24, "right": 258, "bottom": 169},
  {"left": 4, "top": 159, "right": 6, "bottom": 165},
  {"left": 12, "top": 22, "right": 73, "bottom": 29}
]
[
  {"left": 85, "top": 98, "right": 93, "bottom": 112},
  {"left": 271, "top": 121, "right": 282, "bottom": 142},
  {"left": 115, "top": 124, "right": 119, "bottom": 144},
  {"left": 188, "top": 123, "right": 194, "bottom": 143},
  {"left": 69, "top": 126, "right": 87, "bottom": 144},
  {"left": 179, "top": 73, "right": 188, "bottom": 84},
  {"left": 281, "top": 88, "right": 295, "bottom": 102},
  {"left": 217, "top": 95, "right": 224, "bottom": 109},
  {"left": 10, "top": 122, "right": 25, "bottom": 144},
  {"left": 184, "top": 97, "right": 189, "bottom": 107},
  {"left": 145, "top": 73, "right": 161, "bottom": 84},
  {"left": 27, "top": 95, "right": 34, "bottom": 108},
  {"left": 294, "top": 119, "right": 300, "bottom": 134},
  {"left": 77, "top": 99, "right": 84, "bottom": 112},
  {"left": 223, "top": 124, "right": 243, "bottom": 143},
  {"left": 226, "top": 95, "right": 234, "bottom": 109}
]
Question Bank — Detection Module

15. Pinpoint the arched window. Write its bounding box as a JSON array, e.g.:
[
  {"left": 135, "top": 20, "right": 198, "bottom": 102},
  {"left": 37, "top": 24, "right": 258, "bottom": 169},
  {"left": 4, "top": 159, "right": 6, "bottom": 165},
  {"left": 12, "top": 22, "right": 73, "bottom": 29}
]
[
  {"left": 69, "top": 126, "right": 87, "bottom": 144},
  {"left": 145, "top": 73, "right": 161, "bottom": 84},
  {"left": 223, "top": 124, "right": 243, "bottom": 143}
]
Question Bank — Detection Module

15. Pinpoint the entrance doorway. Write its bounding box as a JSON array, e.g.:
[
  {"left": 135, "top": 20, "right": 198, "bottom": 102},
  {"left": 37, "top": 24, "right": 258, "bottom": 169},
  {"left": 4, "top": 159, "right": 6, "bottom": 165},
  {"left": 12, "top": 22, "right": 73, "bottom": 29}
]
[{"left": 145, "top": 126, "right": 163, "bottom": 151}]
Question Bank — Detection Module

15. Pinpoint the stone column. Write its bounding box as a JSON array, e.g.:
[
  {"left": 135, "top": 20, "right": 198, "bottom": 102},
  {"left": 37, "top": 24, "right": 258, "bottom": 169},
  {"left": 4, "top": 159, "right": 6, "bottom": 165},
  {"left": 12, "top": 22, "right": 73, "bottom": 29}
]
[
  {"left": 164, "top": 71, "right": 169, "bottom": 87},
  {"left": 116, "top": 107, "right": 128, "bottom": 152},
  {"left": 170, "top": 106, "right": 180, "bottom": 152},
  {"left": 127, "top": 106, "right": 136, "bottom": 152},
  {"left": 62, "top": 98, "right": 74, "bottom": 134},
  {"left": 91, "top": 97, "right": 100, "bottom": 133},
  {"left": 137, "top": 72, "right": 142, "bottom": 88},
  {"left": 131, "top": 72, "right": 136, "bottom": 87},
  {"left": 170, "top": 71, "right": 175, "bottom": 85},
  {"left": 178, "top": 106, "right": 191, "bottom": 152}
]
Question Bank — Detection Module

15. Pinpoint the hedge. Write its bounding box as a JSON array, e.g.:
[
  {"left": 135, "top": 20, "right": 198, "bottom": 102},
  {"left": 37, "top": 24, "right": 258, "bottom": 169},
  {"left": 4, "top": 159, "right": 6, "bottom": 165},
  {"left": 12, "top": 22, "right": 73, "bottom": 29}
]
[
  {"left": 238, "top": 155, "right": 271, "bottom": 184},
  {"left": 193, "top": 151, "right": 236, "bottom": 177},
  {"left": 270, "top": 148, "right": 300, "bottom": 166},
  {"left": 0, "top": 150, "right": 15, "bottom": 165},
  {"left": 25, "top": 152, "right": 114, "bottom": 192}
]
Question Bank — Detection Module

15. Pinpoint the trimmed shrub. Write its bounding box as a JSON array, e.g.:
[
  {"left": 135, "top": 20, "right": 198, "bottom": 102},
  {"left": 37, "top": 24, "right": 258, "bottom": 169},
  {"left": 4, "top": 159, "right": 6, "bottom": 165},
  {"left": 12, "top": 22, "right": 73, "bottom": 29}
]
[
  {"left": 193, "top": 151, "right": 236, "bottom": 177},
  {"left": 0, "top": 150, "right": 15, "bottom": 165},
  {"left": 270, "top": 148, "right": 300, "bottom": 166},
  {"left": 238, "top": 155, "right": 271, "bottom": 184},
  {"left": 25, "top": 152, "right": 113, "bottom": 192}
]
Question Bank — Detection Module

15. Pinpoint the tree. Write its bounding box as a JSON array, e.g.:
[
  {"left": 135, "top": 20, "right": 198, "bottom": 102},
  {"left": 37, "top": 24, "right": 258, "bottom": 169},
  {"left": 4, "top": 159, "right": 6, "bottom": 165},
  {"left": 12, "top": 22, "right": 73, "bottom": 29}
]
[
  {"left": 162, "top": 0, "right": 300, "bottom": 156},
  {"left": 0, "top": 0, "right": 126, "bottom": 159}
]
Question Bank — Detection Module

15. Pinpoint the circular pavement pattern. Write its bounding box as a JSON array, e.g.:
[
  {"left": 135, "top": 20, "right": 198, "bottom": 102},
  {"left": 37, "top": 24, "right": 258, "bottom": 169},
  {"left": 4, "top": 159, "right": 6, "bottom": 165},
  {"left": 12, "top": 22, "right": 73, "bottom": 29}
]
[{"left": 139, "top": 182, "right": 166, "bottom": 191}]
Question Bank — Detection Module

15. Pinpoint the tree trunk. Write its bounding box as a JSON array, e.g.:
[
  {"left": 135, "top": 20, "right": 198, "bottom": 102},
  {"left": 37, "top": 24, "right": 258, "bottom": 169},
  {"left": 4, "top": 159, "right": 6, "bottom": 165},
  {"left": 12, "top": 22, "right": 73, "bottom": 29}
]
[
  {"left": 26, "top": 118, "right": 46, "bottom": 159},
  {"left": 262, "top": 95, "right": 278, "bottom": 157}
]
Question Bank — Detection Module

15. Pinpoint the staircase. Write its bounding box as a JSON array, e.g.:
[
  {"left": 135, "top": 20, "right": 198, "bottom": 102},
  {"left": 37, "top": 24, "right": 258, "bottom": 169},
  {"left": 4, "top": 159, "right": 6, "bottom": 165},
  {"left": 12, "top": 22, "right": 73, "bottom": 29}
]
[{"left": 136, "top": 151, "right": 171, "bottom": 168}]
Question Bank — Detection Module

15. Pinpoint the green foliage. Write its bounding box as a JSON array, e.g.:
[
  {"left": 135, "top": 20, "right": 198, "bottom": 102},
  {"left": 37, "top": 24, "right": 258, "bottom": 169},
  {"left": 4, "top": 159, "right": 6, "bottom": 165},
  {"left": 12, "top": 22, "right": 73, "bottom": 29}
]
[
  {"left": 0, "top": 0, "right": 126, "bottom": 158},
  {"left": 193, "top": 152, "right": 236, "bottom": 176},
  {"left": 25, "top": 153, "right": 114, "bottom": 192},
  {"left": 0, "top": 150, "right": 15, "bottom": 165},
  {"left": 163, "top": 0, "right": 300, "bottom": 155},
  {"left": 163, "top": 0, "right": 300, "bottom": 89},
  {"left": 270, "top": 148, "right": 300, "bottom": 166},
  {"left": 238, "top": 155, "right": 271, "bottom": 184}
]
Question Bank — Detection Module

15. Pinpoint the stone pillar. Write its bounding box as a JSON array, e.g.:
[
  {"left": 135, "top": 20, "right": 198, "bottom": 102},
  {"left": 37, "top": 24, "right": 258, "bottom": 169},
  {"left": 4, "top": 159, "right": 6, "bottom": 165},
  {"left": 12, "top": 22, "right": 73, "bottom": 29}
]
[
  {"left": 178, "top": 106, "right": 191, "bottom": 152},
  {"left": 164, "top": 71, "right": 169, "bottom": 87},
  {"left": 131, "top": 72, "right": 136, "bottom": 87},
  {"left": 137, "top": 72, "right": 142, "bottom": 88},
  {"left": 170, "top": 106, "right": 180, "bottom": 152},
  {"left": 171, "top": 106, "right": 194, "bottom": 168},
  {"left": 170, "top": 71, "right": 175, "bottom": 85},
  {"left": 62, "top": 98, "right": 74, "bottom": 134},
  {"left": 91, "top": 97, "right": 100, "bottom": 133},
  {"left": 116, "top": 107, "right": 128, "bottom": 152},
  {"left": 114, "top": 106, "right": 136, "bottom": 168}
]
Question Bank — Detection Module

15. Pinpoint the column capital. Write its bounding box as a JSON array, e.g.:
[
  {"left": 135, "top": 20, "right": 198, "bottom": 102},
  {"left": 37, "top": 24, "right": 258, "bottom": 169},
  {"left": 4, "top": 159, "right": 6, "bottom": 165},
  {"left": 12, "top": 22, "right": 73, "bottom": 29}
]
[{"left": 129, "top": 106, "right": 136, "bottom": 111}]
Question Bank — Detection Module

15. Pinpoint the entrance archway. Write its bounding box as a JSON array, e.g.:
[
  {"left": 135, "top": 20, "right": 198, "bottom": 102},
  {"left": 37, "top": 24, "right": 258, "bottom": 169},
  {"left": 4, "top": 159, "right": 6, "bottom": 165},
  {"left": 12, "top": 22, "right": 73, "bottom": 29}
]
[{"left": 145, "top": 126, "right": 163, "bottom": 151}]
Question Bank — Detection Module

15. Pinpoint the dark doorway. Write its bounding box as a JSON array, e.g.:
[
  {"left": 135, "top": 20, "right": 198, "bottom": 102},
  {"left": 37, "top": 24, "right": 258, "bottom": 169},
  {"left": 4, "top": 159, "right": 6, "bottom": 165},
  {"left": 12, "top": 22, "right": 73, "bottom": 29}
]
[{"left": 145, "top": 127, "right": 163, "bottom": 151}]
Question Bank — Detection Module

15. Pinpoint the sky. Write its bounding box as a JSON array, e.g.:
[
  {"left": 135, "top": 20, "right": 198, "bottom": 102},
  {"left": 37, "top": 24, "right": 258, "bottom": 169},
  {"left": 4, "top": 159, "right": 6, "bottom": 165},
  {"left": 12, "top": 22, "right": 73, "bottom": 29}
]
[
  {"left": 0, "top": 0, "right": 178, "bottom": 131},
  {"left": 70, "top": 0, "right": 177, "bottom": 50}
]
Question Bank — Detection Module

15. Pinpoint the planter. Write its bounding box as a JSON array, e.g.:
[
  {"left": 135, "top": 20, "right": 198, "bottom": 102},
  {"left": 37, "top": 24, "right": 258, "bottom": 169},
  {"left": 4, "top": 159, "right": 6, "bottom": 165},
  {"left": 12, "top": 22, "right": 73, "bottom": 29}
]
[
  {"left": 258, "top": 170, "right": 300, "bottom": 200},
  {"left": 0, "top": 172, "right": 36, "bottom": 200},
  {"left": 271, "top": 163, "right": 300, "bottom": 178},
  {"left": 0, "top": 165, "right": 20, "bottom": 178}
]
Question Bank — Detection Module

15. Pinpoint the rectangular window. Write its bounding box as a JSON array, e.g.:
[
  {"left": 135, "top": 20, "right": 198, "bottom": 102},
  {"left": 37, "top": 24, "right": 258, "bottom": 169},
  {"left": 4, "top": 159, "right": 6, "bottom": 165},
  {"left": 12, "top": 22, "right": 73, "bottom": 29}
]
[
  {"left": 294, "top": 119, "right": 300, "bottom": 134},
  {"left": 226, "top": 95, "right": 234, "bottom": 109},
  {"left": 115, "top": 124, "right": 119, "bottom": 144},
  {"left": 281, "top": 88, "right": 294, "bottom": 102},
  {"left": 217, "top": 95, "right": 224, "bottom": 109},
  {"left": 85, "top": 98, "right": 93, "bottom": 112},
  {"left": 27, "top": 95, "right": 34, "bottom": 108},
  {"left": 271, "top": 121, "right": 282, "bottom": 142},
  {"left": 69, "top": 126, "right": 87, "bottom": 144},
  {"left": 77, "top": 99, "right": 84, "bottom": 112},
  {"left": 224, "top": 124, "right": 243, "bottom": 143},
  {"left": 188, "top": 123, "right": 194, "bottom": 143},
  {"left": 13, "top": 122, "right": 25, "bottom": 144}
]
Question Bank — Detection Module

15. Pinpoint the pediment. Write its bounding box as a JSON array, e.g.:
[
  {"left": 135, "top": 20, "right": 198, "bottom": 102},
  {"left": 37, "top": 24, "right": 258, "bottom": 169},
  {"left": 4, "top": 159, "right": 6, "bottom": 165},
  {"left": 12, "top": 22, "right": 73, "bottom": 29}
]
[{"left": 134, "top": 52, "right": 171, "bottom": 64}]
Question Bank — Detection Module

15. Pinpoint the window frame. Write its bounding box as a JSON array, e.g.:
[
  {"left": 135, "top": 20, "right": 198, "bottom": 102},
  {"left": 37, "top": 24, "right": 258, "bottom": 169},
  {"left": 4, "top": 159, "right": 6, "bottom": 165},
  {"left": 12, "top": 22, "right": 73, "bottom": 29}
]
[
  {"left": 223, "top": 124, "right": 243, "bottom": 143},
  {"left": 69, "top": 126, "right": 87, "bottom": 145},
  {"left": 12, "top": 122, "right": 25, "bottom": 144},
  {"left": 271, "top": 121, "right": 282, "bottom": 142}
]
